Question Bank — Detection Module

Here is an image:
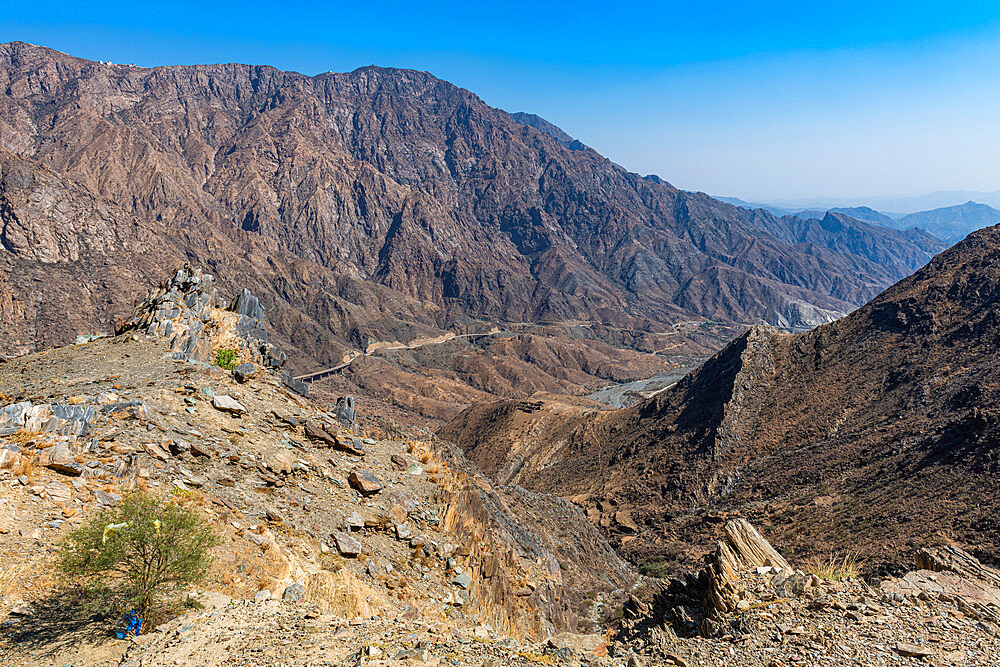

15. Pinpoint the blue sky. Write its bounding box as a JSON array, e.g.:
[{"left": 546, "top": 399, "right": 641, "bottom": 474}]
[{"left": 3, "top": 1, "right": 1000, "bottom": 202}]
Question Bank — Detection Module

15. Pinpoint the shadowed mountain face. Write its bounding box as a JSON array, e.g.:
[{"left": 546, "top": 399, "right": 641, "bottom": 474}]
[{"left": 443, "top": 224, "right": 1000, "bottom": 569}]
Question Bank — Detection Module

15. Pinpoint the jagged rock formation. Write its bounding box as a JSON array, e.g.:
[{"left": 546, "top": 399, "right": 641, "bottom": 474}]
[
  {"left": 120, "top": 266, "right": 286, "bottom": 369},
  {"left": 615, "top": 523, "right": 1000, "bottom": 665},
  {"left": 0, "top": 401, "right": 96, "bottom": 438},
  {"left": 0, "top": 41, "right": 945, "bottom": 372},
  {"left": 703, "top": 519, "right": 793, "bottom": 618},
  {"left": 443, "top": 223, "right": 1000, "bottom": 569},
  {"left": 882, "top": 545, "right": 1000, "bottom": 624}
]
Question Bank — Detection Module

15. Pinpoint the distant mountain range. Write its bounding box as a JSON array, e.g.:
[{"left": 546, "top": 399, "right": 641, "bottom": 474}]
[
  {"left": 720, "top": 189, "right": 1000, "bottom": 214},
  {"left": 888, "top": 202, "right": 1000, "bottom": 243},
  {"left": 719, "top": 196, "right": 1000, "bottom": 244}
]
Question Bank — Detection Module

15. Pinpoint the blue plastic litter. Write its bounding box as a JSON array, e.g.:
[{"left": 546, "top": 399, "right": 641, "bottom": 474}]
[{"left": 114, "top": 610, "right": 142, "bottom": 639}]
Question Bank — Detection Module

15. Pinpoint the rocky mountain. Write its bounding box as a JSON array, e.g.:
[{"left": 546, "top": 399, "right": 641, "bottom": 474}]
[
  {"left": 509, "top": 112, "right": 584, "bottom": 150},
  {"left": 891, "top": 201, "right": 1000, "bottom": 242},
  {"left": 0, "top": 40, "right": 946, "bottom": 377},
  {"left": 793, "top": 205, "right": 897, "bottom": 226},
  {"left": 780, "top": 201, "right": 1000, "bottom": 244},
  {"left": 3, "top": 269, "right": 999, "bottom": 666},
  {"left": 442, "top": 222, "right": 1000, "bottom": 571}
]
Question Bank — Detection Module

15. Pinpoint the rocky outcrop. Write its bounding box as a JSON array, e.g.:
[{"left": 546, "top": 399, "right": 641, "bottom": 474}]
[
  {"left": 882, "top": 545, "right": 1000, "bottom": 624},
  {"left": 435, "top": 442, "right": 635, "bottom": 638},
  {"left": 120, "top": 266, "right": 286, "bottom": 370},
  {"left": 615, "top": 529, "right": 1000, "bottom": 666},
  {"left": 703, "top": 519, "right": 792, "bottom": 617},
  {"left": 0, "top": 401, "right": 96, "bottom": 438}
]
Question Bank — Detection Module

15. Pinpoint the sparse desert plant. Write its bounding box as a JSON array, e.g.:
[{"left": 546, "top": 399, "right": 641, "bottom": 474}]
[
  {"left": 60, "top": 490, "right": 220, "bottom": 620},
  {"left": 638, "top": 556, "right": 674, "bottom": 579},
  {"left": 214, "top": 348, "right": 238, "bottom": 370},
  {"left": 810, "top": 551, "right": 865, "bottom": 582},
  {"left": 10, "top": 451, "right": 38, "bottom": 479}
]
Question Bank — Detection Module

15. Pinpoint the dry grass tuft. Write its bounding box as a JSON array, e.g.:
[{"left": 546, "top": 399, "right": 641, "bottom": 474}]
[
  {"left": 11, "top": 453, "right": 38, "bottom": 479},
  {"left": 810, "top": 551, "right": 865, "bottom": 581}
]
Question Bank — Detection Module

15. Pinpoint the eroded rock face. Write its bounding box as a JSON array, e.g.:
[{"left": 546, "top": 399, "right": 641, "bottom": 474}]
[{"left": 882, "top": 545, "right": 1000, "bottom": 624}]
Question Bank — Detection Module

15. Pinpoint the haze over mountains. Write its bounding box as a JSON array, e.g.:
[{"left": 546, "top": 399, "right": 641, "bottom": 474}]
[
  {"left": 721, "top": 196, "right": 1000, "bottom": 245},
  {"left": 0, "top": 40, "right": 953, "bottom": 420}
]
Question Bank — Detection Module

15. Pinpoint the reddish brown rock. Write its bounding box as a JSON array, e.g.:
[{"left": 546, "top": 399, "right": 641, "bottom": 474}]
[{"left": 348, "top": 470, "right": 383, "bottom": 496}]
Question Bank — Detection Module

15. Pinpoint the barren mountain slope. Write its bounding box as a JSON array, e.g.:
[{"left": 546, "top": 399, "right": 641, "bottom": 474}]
[
  {"left": 0, "top": 273, "right": 637, "bottom": 664},
  {"left": 443, "top": 223, "right": 1000, "bottom": 571},
  {"left": 0, "top": 41, "right": 944, "bottom": 343}
]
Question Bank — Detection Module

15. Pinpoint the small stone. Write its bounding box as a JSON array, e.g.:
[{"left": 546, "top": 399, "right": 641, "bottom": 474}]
[
  {"left": 189, "top": 442, "right": 213, "bottom": 458},
  {"left": 345, "top": 511, "right": 366, "bottom": 532},
  {"left": 45, "top": 481, "right": 72, "bottom": 504},
  {"left": 142, "top": 441, "right": 171, "bottom": 461},
  {"left": 169, "top": 440, "right": 191, "bottom": 455},
  {"left": 894, "top": 643, "right": 935, "bottom": 659},
  {"left": 40, "top": 443, "right": 83, "bottom": 476},
  {"left": 232, "top": 363, "right": 259, "bottom": 383},
  {"left": 263, "top": 447, "right": 295, "bottom": 475},
  {"left": 96, "top": 392, "right": 119, "bottom": 405},
  {"left": 183, "top": 475, "right": 207, "bottom": 488},
  {"left": 332, "top": 531, "right": 362, "bottom": 557},
  {"left": 348, "top": 470, "right": 383, "bottom": 496},
  {"left": 395, "top": 524, "right": 411, "bottom": 540},
  {"left": 334, "top": 396, "right": 355, "bottom": 425},
  {"left": 389, "top": 504, "right": 408, "bottom": 524},
  {"left": 212, "top": 395, "right": 247, "bottom": 415},
  {"left": 304, "top": 422, "right": 338, "bottom": 446},
  {"left": 451, "top": 572, "right": 472, "bottom": 589},
  {"left": 94, "top": 490, "right": 122, "bottom": 505},
  {"left": 9, "top": 601, "right": 35, "bottom": 617},
  {"left": 282, "top": 582, "right": 305, "bottom": 603},
  {"left": 254, "top": 589, "right": 271, "bottom": 604}
]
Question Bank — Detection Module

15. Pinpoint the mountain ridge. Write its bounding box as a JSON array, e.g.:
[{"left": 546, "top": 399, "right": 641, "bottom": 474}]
[
  {"left": 443, "top": 221, "right": 1000, "bottom": 568},
  {"left": 0, "top": 40, "right": 949, "bottom": 420}
]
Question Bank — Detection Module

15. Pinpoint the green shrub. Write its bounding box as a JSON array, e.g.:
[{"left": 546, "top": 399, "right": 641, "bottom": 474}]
[
  {"left": 214, "top": 348, "right": 238, "bottom": 370},
  {"left": 60, "top": 490, "right": 220, "bottom": 618}
]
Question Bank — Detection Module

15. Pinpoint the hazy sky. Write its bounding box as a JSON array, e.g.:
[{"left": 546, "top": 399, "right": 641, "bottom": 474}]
[{"left": 3, "top": 1, "right": 1000, "bottom": 202}]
